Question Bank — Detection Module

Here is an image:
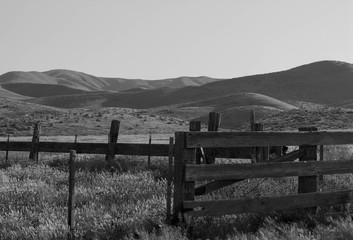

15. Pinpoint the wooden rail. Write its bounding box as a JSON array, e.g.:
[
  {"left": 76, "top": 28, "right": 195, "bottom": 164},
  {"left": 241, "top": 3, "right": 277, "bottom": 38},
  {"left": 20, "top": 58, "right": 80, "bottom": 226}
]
[
  {"left": 185, "top": 160, "right": 353, "bottom": 181},
  {"left": 185, "top": 131, "right": 353, "bottom": 148},
  {"left": 184, "top": 190, "right": 353, "bottom": 216},
  {"left": 0, "top": 141, "right": 254, "bottom": 158}
]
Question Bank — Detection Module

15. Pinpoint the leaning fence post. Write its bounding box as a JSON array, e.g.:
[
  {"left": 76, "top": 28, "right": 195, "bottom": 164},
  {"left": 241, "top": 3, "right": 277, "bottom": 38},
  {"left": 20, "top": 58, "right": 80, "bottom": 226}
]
[
  {"left": 29, "top": 122, "right": 41, "bottom": 162},
  {"left": 298, "top": 127, "right": 318, "bottom": 194},
  {"left": 68, "top": 150, "right": 76, "bottom": 238},
  {"left": 206, "top": 112, "right": 221, "bottom": 164},
  {"left": 105, "top": 120, "right": 120, "bottom": 161},
  {"left": 166, "top": 137, "right": 174, "bottom": 223}
]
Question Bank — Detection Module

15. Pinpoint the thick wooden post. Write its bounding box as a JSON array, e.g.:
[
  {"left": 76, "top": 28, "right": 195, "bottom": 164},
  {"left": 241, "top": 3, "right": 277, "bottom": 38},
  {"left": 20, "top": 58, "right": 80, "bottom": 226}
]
[
  {"left": 253, "top": 123, "right": 269, "bottom": 162},
  {"left": 206, "top": 112, "right": 221, "bottom": 164},
  {"left": 298, "top": 127, "right": 318, "bottom": 194},
  {"left": 29, "top": 122, "right": 41, "bottom": 162},
  {"left": 189, "top": 121, "right": 201, "bottom": 164},
  {"left": 166, "top": 137, "right": 174, "bottom": 223},
  {"left": 68, "top": 150, "right": 76, "bottom": 237},
  {"left": 105, "top": 120, "right": 120, "bottom": 161},
  {"left": 172, "top": 132, "right": 196, "bottom": 224}
]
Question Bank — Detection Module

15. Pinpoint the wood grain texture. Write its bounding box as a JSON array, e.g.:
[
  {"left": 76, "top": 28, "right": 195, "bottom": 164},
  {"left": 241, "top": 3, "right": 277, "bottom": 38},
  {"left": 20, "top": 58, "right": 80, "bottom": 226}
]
[
  {"left": 185, "top": 160, "right": 353, "bottom": 181},
  {"left": 186, "top": 131, "right": 353, "bottom": 148},
  {"left": 185, "top": 189, "right": 353, "bottom": 216}
]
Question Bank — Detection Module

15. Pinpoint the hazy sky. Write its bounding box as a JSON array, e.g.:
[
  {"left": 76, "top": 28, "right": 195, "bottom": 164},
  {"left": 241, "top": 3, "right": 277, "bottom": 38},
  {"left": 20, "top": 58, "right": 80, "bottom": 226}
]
[{"left": 1, "top": 1, "right": 352, "bottom": 79}]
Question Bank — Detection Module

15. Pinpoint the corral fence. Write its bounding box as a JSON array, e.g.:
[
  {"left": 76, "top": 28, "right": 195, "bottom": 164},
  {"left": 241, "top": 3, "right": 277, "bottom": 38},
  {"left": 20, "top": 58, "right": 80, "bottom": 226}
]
[{"left": 171, "top": 127, "right": 353, "bottom": 223}]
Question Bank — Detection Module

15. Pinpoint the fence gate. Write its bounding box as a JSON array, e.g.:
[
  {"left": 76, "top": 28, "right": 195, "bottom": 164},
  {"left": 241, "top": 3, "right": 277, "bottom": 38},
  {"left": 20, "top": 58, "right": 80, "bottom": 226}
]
[{"left": 172, "top": 129, "right": 353, "bottom": 222}]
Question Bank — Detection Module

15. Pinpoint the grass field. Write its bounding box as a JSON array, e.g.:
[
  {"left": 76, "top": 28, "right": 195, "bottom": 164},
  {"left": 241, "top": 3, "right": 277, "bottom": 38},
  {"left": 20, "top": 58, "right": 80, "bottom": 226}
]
[{"left": 1, "top": 145, "right": 353, "bottom": 239}]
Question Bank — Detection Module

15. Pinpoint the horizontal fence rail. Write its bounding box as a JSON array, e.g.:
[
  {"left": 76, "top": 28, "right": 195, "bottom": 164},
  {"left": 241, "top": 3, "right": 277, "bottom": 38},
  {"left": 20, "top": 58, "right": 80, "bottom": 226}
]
[
  {"left": 185, "top": 160, "right": 353, "bottom": 181},
  {"left": 185, "top": 131, "right": 353, "bottom": 148},
  {"left": 184, "top": 189, "right": 353, "bottom": 216},
  {"left": 0, "top": 141, "right": 253, "bottom": 158}
]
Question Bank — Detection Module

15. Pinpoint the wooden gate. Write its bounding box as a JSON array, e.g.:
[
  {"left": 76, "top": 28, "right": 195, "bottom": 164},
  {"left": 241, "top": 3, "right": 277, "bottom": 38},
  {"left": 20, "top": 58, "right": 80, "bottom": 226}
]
[{"left": 172, "top": 130, "right": 353, "bottom": 222}]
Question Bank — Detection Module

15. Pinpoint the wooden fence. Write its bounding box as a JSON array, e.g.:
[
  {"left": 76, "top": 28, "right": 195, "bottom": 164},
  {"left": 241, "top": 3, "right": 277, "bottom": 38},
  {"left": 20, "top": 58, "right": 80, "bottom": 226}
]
[
  {"left": 0, "top": 113, "right": 254, "bottom": 161},
  {"left": 172, "top": 128, "right": 353, "bottom": 222}
]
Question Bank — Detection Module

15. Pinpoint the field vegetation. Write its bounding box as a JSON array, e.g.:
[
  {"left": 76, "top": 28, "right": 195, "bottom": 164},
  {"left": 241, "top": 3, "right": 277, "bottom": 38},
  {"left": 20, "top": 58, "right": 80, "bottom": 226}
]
[{"left": 1, "top": 145, "right": 353, "bottom": 239}]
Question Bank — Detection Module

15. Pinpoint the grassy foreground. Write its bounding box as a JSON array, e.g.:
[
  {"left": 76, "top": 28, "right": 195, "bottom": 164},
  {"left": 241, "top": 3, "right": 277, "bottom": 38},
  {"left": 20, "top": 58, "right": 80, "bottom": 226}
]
[{"left": 0, "top": 147, "right": 353, "bottom": 239}]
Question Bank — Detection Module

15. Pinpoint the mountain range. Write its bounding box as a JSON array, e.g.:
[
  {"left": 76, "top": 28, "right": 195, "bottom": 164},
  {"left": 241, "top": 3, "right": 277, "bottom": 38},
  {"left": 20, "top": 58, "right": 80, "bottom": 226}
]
[{"left": 1, "top": 60, "right": 353, "bottom": 131}]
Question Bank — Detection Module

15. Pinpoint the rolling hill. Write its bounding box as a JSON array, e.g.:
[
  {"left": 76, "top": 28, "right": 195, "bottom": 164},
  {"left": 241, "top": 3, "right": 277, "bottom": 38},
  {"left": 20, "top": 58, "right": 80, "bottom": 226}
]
[
  {"left": 26, "top": 60, "right": 353, "bottom": 109},
  {"left": 0, "top": 69, "right": 222, "bottom": 97}
]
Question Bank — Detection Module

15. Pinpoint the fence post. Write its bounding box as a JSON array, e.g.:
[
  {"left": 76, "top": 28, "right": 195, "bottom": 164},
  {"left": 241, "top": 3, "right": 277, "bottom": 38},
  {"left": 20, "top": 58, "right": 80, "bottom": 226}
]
[
  {"left": 5, "top": 135, "right": 9, "bottom": 162},
  {"left": 206, "top": 112, "right": 221, "bottom": 164},
  {"left": 189, "top": 121, "right": 201, "bottom": 164},
  {"left": 172, "top": 132, "right": 196, "bottom": 224},
  {"left": 250, "top": 110, "right": 255, "bottom": 131},
  {"left": 68, "top": 150, "right": 76, "bottom": 238},
  {"left": 29, "top": 122, "right": 41, "bottom": 162},
  {"left": 319, "top": 145, "right": 324, "bottom": 181},
  {"left": 298, "top": 127, "right": 318, "bottom": 194},
  {"left": 105, "top": 120, "right": 120, "bottom": 161},
  {"left": 166, "top": 137, "right": 174, "bottom": 223},
  {"left": 148, "top": 134, "right": 152, "bottom": 167},
  {"left": 253, "top": 123, "right": 269, "bottom": 162}
]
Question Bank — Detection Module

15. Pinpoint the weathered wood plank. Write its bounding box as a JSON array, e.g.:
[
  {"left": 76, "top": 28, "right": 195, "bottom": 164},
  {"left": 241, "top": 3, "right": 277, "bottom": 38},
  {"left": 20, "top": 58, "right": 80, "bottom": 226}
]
[
  {"left": 205, "top": 112, "right": 221, "bottom": 164},
  {"left": 184, "top": 189, "right": 353, "bottom": 216},
  {"left": 172, "top": 132, "right": 186, "bottom": 223},
  {"left": 185, "top": 160, "right": 353, "bottom": 181},
  {"left": 185, "top": 131, "right": 353, "bottom": 148},
  {"left": 194, "top": 149, "right": 305, "bottom": 196}
]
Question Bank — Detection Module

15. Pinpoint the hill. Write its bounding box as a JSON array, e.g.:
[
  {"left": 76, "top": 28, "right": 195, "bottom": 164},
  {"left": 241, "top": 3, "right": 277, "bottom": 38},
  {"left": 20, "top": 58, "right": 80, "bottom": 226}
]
[
  {"left": 27, "top": 60, "right": 353, "bottom": 109},
  {"left": 0, "top": 98, "right": 189, "bottom": 136},
  {"left": 0, "top": 69, "right": 222, "bottom": 97}
]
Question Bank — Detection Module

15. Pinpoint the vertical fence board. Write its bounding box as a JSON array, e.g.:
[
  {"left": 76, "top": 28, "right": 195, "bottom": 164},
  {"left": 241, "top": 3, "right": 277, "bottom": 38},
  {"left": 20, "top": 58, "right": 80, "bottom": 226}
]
[
  {"left": 172, "top": 132, "right": 196, "bottom": 223},
  {"left": 29, "top": 122, "right": 41, "bottom": 162},
  {"left": 253, "top": 123, "right": 269, "bottom": 162},
  {"left": 189, "top": 121, "right": 201, "bottom": 164},
  {"left": 298, "top": 127, "right": 318, "bottom": 194},
  {"left": 206, "top": 112, "right": 221, "bottom": 164}
]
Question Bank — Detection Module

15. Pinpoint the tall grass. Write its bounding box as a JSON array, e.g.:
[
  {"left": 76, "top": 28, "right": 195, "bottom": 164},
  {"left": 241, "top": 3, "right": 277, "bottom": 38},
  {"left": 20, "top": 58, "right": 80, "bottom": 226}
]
[{"left": 0, "top": 146, "right": 353, "bottom": 239}]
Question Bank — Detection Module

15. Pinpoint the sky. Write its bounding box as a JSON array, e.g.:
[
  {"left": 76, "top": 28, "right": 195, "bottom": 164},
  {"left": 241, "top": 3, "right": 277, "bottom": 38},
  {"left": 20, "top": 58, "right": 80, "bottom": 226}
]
[{"left": 0, "top": 0, "right": 352, "bottom": 79}]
